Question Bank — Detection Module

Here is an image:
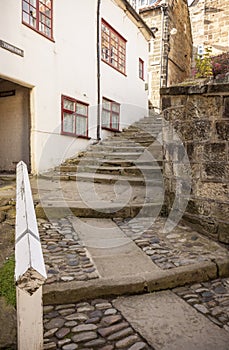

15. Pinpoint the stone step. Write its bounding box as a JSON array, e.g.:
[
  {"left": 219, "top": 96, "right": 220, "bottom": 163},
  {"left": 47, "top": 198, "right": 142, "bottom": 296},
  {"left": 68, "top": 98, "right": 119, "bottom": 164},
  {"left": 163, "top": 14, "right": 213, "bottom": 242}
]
[
  {"left": 84, "top": 151, "right": 163, "bottom": 160},
  {"left": 60, "top": 158, "right": 163, "bottom": 168},
  {"left": 60, "top": 165, "right": 162, "bottom": 177},
  {"left": 90, "top": 143, "right": 162, "bottom": 151},
  {"left": 98, "top": 139, "right": 161, "bottom": 147},
  {"left": 41, "top": 171, "right": 164, "bottom": 185},
  {"left": 88, "top": 145, "right": 145, "bottom": 153},
  {"left": 36, "top": 202, "right": 163, "bottom": 220}
]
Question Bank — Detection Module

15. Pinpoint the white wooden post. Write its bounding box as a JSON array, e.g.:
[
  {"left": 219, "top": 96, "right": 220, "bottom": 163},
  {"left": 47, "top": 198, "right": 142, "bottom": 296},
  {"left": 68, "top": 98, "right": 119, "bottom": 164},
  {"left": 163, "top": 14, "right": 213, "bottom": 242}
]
[{"left": 15, "top": 161, "right": 47, "bottom": 350}]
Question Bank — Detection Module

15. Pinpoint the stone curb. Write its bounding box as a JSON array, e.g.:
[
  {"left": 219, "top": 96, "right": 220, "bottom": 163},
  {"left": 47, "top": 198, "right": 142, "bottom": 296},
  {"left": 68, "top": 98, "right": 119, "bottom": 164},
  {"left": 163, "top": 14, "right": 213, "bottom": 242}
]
[
  {"left": 43, "top": 259, "right": 226, "bottom": 305},
  {"left": 35, "top": 203, "right": 163, "bottom": 220}
]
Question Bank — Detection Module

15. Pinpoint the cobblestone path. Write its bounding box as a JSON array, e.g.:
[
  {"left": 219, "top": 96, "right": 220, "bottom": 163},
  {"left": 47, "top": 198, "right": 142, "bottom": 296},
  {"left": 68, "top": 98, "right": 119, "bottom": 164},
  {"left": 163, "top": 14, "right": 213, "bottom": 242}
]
[
  {"left": 173, "top": 278, "right": 229, "bottom": 332},
  {"left": 43, "top": 298, "right": 152, "bottom": 350},
  {"left": 115, "top": 217, "right": 228, "bottom": 270},
  {"left": 39, "top": 217, "right": 99, "bottom": 284}
]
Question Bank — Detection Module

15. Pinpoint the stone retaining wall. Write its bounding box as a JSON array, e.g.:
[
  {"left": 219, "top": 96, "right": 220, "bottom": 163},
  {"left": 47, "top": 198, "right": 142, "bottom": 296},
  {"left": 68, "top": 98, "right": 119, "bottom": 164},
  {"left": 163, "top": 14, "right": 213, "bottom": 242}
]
[{"left": 161, "top": 83, "right": 229, "bottom": 244}]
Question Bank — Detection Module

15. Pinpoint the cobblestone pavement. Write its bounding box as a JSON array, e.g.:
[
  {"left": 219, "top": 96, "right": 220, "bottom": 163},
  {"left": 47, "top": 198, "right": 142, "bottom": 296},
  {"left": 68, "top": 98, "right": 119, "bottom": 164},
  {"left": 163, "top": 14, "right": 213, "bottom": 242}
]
[
  {"left": 173, "top": 278, "right": 229, "bottom": 332},
  {"left": 114, "top": 217, "right": 229, "bottom": 270},
  {"left": 39, "top": 217, "right": 99, "bottom": 284},
  {"left": 43, "top": 278, "right": 229, "bottom": 349},
  {"left": 43, "top": 298, "right": 152, "bottom": 350}
]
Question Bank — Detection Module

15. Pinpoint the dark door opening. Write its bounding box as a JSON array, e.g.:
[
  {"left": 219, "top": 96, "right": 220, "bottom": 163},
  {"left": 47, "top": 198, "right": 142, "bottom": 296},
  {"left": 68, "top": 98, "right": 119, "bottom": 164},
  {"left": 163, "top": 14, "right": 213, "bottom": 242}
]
[{"left": 0, "top": 79, "right": 31, "bottom": 173}]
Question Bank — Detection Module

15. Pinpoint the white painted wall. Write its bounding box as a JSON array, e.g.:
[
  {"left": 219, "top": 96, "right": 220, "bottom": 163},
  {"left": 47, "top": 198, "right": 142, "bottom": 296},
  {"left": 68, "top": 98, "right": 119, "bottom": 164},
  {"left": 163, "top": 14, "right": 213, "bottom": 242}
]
[
  {"left": 100, "top": 0, "right": 149, "bottom": 131},
  {"left": 0, "top": 0, "right": 150, "bottom": 173}
]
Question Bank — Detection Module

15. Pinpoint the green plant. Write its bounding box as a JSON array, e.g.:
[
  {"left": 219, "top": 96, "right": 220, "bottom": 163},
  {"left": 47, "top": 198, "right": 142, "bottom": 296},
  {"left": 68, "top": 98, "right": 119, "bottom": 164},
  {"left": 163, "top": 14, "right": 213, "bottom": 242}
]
[
  {"left": 0, "top": 256, "right": 16, "bottom": 307},
  {"left": 195, "top": 47, "right": 213, "bottom": 78}
]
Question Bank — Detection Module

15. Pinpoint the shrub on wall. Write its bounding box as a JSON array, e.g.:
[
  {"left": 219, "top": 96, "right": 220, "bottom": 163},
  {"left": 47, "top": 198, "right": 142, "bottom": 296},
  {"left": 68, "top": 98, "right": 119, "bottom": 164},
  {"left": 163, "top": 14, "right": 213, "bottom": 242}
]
[
  {"left": 195, "top": 48, "right": 213, "bottom": 78},
  {"left": 211, "top": 52, "right": 229, "bottom": 80}
]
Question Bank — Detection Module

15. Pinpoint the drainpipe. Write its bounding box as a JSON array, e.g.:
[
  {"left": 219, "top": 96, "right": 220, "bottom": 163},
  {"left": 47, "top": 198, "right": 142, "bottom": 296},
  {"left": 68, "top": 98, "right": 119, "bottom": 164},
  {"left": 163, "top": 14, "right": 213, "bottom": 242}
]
[
  {"left": 97, "top": 0, "right": 101, "bottom": 140},
  {"left": 159, "top": 5, "right": 165, "bottom": 88},
  {"left": 160, "top": 4, "right": 169, "bottom": 87}
]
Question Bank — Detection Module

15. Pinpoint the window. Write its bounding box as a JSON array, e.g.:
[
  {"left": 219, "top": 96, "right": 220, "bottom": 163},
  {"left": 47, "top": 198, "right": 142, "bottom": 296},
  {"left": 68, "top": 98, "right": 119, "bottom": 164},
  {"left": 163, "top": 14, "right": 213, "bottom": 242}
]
[
  {"left": 102, "top": 98, "right": 120, "bottom": 131},
  {"left": 136, "top": 0, "right": 157, "bottom": 9},
  {"left": 61, "top": 95, "right": 88, "bottom": 138},
  {"left": 139, "top": 58, "right": 144, "bottom": 80},
  {"left": 22, "top": 0, "right": 53, "bottom": 39},
  {"left": 101, "top": 20, "right": 126, "bottom": 75}
]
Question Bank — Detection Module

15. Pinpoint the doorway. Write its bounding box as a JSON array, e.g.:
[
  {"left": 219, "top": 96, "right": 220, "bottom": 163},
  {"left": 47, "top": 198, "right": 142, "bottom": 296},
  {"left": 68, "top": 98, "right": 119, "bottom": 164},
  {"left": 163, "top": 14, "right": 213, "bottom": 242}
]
[{"left": 0, "top": 79, "right": 31, "bottom": 173}]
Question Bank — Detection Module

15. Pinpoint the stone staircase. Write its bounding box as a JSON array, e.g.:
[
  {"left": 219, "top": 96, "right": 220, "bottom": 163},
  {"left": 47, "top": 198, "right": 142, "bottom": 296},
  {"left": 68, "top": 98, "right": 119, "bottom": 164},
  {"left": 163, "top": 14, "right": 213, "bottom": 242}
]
[
  {"left": 36, "top": 113, "right": 165, "bottom": 219},
  {"left": 43, "top": 113, "right": 163, "bottom": 184}
]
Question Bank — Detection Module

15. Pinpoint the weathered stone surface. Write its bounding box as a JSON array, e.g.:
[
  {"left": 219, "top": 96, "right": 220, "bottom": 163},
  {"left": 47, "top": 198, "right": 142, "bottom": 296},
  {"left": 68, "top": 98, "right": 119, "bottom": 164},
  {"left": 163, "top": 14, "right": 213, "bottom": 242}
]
[
  {"left": 223, "top": 97, "right": 229, "bottom": 118},
  {"left": 129, "top": 342, "right": 147, "bottom": 350},
  {"left": 98, "top": 322, "right": 129, "bottom": 337},
  {"left": 72, "top": 324, "right": 97, "bottom": 332},
  {"left": 62, "top": 344, "right": 78, "bottom": 350},
  {"left": 101, "top": 315, "right": 122, "bottom": 326},
  {"left": 72, "top": 331, "right": 97, "bottom": 342},
  {"left": 55, "top": 327, "right": 70, "bottom": 339},
  {"left": 45, "top": 317, "right": 65, "bottom": 330},
  {"left": 216, "top": 121, "right": 229, "bottom": 140},
  {"left": 161, "top": 85, "right": 229, "bottom": 245},
  {"left": 107, "top": 327, "right": 133, "bottom": 341},
  {"left": 115, "top": 334, "right": 139, "bottom": 348}
]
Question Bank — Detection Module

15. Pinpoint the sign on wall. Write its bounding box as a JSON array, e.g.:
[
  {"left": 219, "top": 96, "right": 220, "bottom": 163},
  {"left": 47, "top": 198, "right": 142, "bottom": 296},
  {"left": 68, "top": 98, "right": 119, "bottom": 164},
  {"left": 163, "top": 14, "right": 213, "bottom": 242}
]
[{"left": 0, "top": 39, "right": 24, "bottom": 57}]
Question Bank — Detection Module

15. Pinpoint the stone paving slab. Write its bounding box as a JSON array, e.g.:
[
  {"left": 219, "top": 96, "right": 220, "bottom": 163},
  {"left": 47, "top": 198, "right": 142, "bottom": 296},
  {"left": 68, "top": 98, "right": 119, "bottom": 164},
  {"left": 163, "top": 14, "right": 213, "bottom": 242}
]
[
  {"left": 69, "top": 218, "right": 160, "bottom": 280},
  {"left": 113, "top": 291, "right": 229, "bottom": 350}
]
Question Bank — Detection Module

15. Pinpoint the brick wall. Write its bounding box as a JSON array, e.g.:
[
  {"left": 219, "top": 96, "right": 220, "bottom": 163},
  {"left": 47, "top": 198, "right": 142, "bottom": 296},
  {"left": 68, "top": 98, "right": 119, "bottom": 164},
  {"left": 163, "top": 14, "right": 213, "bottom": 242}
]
[{"left": 161, "top": 83, "right": 229, "bottom": 244}]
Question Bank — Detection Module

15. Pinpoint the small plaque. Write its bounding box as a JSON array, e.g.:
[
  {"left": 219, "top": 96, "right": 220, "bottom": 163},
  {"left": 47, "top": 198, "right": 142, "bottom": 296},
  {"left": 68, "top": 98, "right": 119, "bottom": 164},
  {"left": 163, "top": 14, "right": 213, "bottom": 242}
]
[
  {"left": 0, "top": 40, "right": 24, "bottom": 57},
  {"left": 0, "top": 90, "right": 16, "bottom": 98}
]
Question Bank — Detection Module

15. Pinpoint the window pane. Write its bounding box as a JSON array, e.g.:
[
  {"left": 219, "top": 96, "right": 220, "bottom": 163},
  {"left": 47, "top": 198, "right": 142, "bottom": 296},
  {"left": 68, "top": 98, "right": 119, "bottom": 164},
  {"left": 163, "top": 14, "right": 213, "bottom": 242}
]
[
  {"left": 76, "top": 103, "right": 87, "bottom": 116},
  {"left": 112, "top": 103, "right": 119, "bottom": 113},
  {"left": 103, "top": 99, "right": 111, "bottom": 110},
  {"left": 22, "top": 0, "right": 52, "bottom": 38},
  {"left": 23, "top": 2, "right": 29, "bottom": 12},
  {"left": 23, "top": 12, "right": 29, "bottom": 23},
  {"left": 64, "top": 99, "right": 75, "bottom": 111},
  {"left": 102, "top": 110, "right": 110, "bottom": 127},
  {"left": 101, "top": 21, "right": 126, "bottom": 74},
  {"left": 63, "top": 113, "right": 75, "bottom": 133},
  {"left": 112, "top": 114, "right": 119, "bottom": 129},
  {"left": 76, "top": 116, "right": 87, "bottom": 136}
]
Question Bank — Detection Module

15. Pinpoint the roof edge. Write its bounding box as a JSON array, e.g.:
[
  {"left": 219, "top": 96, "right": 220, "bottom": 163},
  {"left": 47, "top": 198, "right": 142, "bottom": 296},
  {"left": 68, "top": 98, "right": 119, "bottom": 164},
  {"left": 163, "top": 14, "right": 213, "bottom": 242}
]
[{"left": 113, "top": 0, "right": 155, "bottom": 40}]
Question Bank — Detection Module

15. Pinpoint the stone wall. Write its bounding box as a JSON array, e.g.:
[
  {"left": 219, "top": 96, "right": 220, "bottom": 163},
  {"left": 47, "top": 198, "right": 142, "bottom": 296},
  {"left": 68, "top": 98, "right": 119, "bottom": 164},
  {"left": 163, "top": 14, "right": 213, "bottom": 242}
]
[
  {"left": 140, "top": 0, "right": 192, "bottom": 109},
  {"left": 140, "top": 7, "right": 162, "bottom": 109},
  {"left": 189, "top": 0, "right": 229, "bottom": 70},
  {"left": 168, "top": 0, "right": 192, "bottom": 86},
  {"left": 161, "top": 83, "right": 229, "bottom": 244}
]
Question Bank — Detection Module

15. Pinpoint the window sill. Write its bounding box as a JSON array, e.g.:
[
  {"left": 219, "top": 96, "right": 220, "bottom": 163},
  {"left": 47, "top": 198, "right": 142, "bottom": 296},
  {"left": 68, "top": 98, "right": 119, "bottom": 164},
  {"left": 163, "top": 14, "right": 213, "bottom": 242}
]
[
  {"left": 22, "top": 22, "right": 55, "bottom": 42},
  {"left": 102, "top": 59, "right": 127, "bottom": 77},
  {"left": 61, "top": 132, "right": 91, "bottom": 139},
  {"left": 102, "top": 127, "right": 120, "bottom": 133}
]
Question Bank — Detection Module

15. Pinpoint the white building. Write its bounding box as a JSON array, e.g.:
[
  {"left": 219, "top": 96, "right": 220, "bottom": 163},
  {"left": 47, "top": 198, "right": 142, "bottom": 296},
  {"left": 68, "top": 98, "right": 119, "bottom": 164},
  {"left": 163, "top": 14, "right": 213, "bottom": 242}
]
[{"left": 0, "top": 0, "right": 152, "bottom": 173}]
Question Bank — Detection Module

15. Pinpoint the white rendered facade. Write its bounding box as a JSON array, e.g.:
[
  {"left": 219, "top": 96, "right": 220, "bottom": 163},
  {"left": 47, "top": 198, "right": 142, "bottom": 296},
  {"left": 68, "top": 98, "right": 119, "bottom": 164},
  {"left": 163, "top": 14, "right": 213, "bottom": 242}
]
[{"left": 0, "top": 0, "right": 151, "bottom": 173}]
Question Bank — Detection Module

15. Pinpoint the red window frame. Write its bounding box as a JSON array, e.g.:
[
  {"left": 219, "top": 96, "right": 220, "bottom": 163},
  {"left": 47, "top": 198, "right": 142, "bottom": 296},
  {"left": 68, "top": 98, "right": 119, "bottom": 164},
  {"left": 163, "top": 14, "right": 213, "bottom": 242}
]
[
  {"left": 22, "top": 0, "right": 53, "bottom": 40},
  {"left": 101, "top": 19, "right": 127, "bottom": 75},
  {"left": 61, "top": 95, "right": 89, "bottom": 138},
  {"left": 139, "top": 58, "right": 144, "bottom": 80},
  {"left": 102, "top": 97, "right": 120, "bottom": 132}
]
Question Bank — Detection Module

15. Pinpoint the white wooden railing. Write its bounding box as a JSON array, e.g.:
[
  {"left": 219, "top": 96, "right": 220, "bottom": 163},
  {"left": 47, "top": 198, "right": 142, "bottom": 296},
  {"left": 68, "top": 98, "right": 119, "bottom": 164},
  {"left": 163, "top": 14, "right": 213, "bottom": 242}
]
[{"left": 15, "top": 161, "right": 47, "bottom": 350}]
